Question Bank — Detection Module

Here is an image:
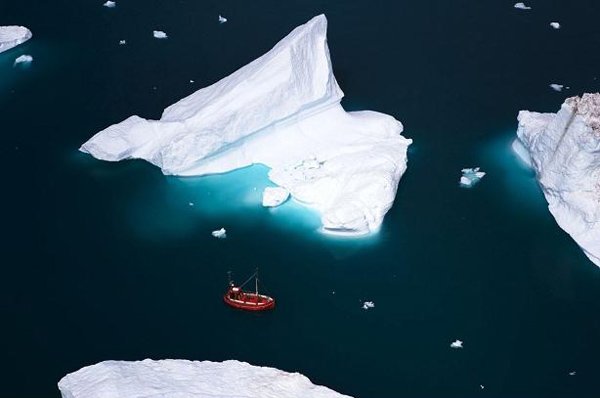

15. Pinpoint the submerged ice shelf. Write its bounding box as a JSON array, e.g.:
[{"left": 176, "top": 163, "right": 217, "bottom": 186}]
[
  {"left": 58, "top": 359, "right": 353, "bottom": 398},
  {"left": 514, "top": 93, "right": 600, "bottom": 267},
  {"left": 81, "top": 15, "right": 411, "bottom": 236},
  {"left": 0, "top": 26, "right": 32, "bottom": 53}
]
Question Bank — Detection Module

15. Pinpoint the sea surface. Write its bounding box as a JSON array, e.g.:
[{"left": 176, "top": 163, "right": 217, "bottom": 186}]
[{"left": 2, "top": 0, "right": 600, "bottom": 397}]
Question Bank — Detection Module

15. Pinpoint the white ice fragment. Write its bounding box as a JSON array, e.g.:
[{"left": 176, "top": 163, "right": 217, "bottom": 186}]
[
  {"left": 189, "top": 79, "right": 194, "bottom": 83},
  {"left": 515, "top": 93, "right": 600, "bottom": 267},
  {"left": 262, "top": 186, "right": 290, "bottom": 207},
  {"left": 13, "top": 54, "right": 33, "bottom": 66},
  {"left": 211, "top": 228, "right": 226, "bottom": 239},
  {"left": 460, "top": 167, "right": 486, "bottom": 188},
  {"left": 58, "top": 359, "right": 353, "bottom": 398},
  {"left": 80, "top": 15, "right": 412, "bottom": 236},
  {"left": 153, "top": 30, "right": 167, "bottom": 39},
  {"left": 0, "top": 26, "right": 32, "bottom": 54},
  {"left": 569, "top": 371, "right": 576, "bottom": 376},
  {"left": 188, "top": 202, "right": 194, "bottom": 206},
  {"left": 219, "top": 15, "right": 228, "bottom": 24},
  {"left": 550, "top": 22, "right": 561, "bottom": 29},
  {"left": 514, "top": 2, "right": 531, "bottom": 10},
  {"left": 550, "top": 84, "right": 564, "bottom": 92},
  {"left": 450, "top": 339, "right": 463, "bottom": 349},
  {"left": 119, "top": 40, "right": 126, "bottom": 45},
  {"left": 480, "top": 385, "right": 485, "bottom": 389},
  {"left": 362, "top": 301, "right": 375, "bottom": 310},
  {"left": 103, "top": 1, "right": 116, "bottom": 8}
]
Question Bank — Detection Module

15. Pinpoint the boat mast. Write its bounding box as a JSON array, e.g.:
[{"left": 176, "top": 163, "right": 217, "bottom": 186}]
[{"left": 255, "top": 268, "right": 259, "bottom": 295}]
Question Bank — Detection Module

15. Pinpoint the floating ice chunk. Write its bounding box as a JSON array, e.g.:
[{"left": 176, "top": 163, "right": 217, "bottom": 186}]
[
  {"left": 80, "top": 15, "right": 411, "bottom": 236},
  {"left": 0, "top": 26, "right": 32, "bottom": 54},
  {"left": 450, "top": 339, "right": 463, "bottom": 349},
  {"left": 569, "top": 371, "right": 576, "bottom": 376},
  {"left": 119, "top": 39, "right": 126, "bottom": 45},
  {"left": 211, "top": 228, "right": 226, "bottom": 239},
  {"left": 262, "top": 187, "right": 290, "bottom": 207},
  {"left": 103, "top": 1, "right": 116, "bottom": 8},
  {"left": 514, "top": 2, "right": 531, "bottom": 10},
  {"left": 480, "top": 385, "right": 485, "bottom": 389},
  {"left": 13, "top": 54, "right": 33, "bottom": 66},
  {"left": 362, "top": 301, "right": 375, "bottom": 310},
  {"left": 58, "top": 359, "right": 353, "bottom": 398},
  {"left": 188, "top": 202, "right": 194, "bottom": 206},
  {"left": 550, "top": 22, "right": 561, "bottom": 29},
  {"left": 459, "top": 167, "right": 486, "bottom": 188},
  {"left": 219, "top": 15, "right": 228, "bottom": 24},
  {"left": 550, "top": 84, "right": 564, "bottom": 92},
  {"left": 153, "top": 30, "right": 167, "bottom": 39},
  {"left": 515, "top": 93, "right": 600, "bottom": 267}
]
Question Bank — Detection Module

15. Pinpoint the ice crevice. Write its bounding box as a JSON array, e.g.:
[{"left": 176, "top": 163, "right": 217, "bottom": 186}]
[{"left": 80, "top": 14, "right": 412, "bottom": 236}]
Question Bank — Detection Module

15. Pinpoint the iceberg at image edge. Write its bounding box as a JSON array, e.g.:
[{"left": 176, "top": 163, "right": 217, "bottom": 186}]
[
  {"left": 514, "top": 93, "right": 600, "bottom": 267},
  {"left": 58, "top": 359, "right": 353, "bottom": 398},
  {"left": 0, "top": 26, "right": 32, "bottom": 53},
  {"left": 80, "top": 15, "right": 412, "bottom": 236}
]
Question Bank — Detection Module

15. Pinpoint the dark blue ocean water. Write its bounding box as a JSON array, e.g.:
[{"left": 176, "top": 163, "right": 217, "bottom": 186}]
[{"left": 1, "top": 0, "right": 600, "bottom": 397}]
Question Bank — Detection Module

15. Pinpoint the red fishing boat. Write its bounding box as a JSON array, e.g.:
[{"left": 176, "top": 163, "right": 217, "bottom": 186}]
[{"left": 223, "top": 270, "right": 275, "bottom": 311}]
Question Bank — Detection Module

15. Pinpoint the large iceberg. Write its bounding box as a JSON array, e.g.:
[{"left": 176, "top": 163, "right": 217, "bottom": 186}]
[
  {"left": 58, "top": 359, "right": 352, "bottom": 398},
  {"left": 514, "top": 93, "right": 600, "bottom": 266},
  {"left": 0, "top": 26, "right": 32, "bottom": 53},
  {"left": 80, "top": 15, "right": 411, "bottom": 235}
]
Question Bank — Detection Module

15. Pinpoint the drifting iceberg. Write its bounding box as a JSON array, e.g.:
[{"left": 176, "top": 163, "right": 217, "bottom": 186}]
[
  {"left": 58, "top": 359, "right": 352, "bottom": 398},
  {"left": 211, "top": 228, "right": 226, "bottom": 238},
  {"left": 550, "top": 22, "right": 561, "bottom": 29},
  {"left": 218, "top": 15, "right": 228, "bottom": 24},
  {"left": 81, "top": 15, "right": 411, "bottom": 236},
  {"left": 362, "top": 301, "right": 375, "bottom": 310},
  {"left": 550, "top": 83, "right": 564, "bottom": 92},
  {"left": 153, "top": 30, "right": 167, "bottom": 39},
  {"left": 514, "top": 2, "right": 531, "bottom": 10},
  {"left": 514, "top": 93, "right": 600, "bottom": 267},
  {"left": 0, "top": 26, "right": 32, "bottom": 53},
  {"left": 103, "top": 1, "right": 116, "bottom": 8},
  {"left": 459, "top": 167, "right": 485, "bottom": 188},
  {"left": 450, "top": 340, "right": 463, "bottom": 349},
  {"left": 13, "top": 54, "right": 33, "bottom": 66}
]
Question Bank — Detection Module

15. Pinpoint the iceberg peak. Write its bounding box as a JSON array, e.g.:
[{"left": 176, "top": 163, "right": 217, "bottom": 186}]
[
  {"left": 80, "top": 15, "right": 411, "bottom": 236},
  {"left": 0, "top": 26, "right": 32, "bottom": 53}
]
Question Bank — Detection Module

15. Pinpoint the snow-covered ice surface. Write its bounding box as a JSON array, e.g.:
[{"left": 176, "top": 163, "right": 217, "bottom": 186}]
[
  {"left": 550, "top": 83, "right": 564, "bottom": 92},
  {"left": 57, "top": 359, "right": 353, "bottom": 398},
  {"left": 211, "top": 228, "right": 226, "bottom": 238},
  {"left": 459, "top": 167, "right": 485, "bottom": 188},
  {"left": 514, "top": 93, "right": 600, "bottom": 267},
  {"left": 103, "top": 1, "right": 116, "bottom": 8},
  {"left": 514, "top": 3, "right": 531, "bottom": 10},
  {"left": 153, "top": 30, "right": 167, "bottom": 39},
  {"left": 81, "top": 15, "right": 412, "bottom": 236},
  {"left": 13, "top": 54, "right": 33, "bottom": 66},
  {"left": 0, "top": 26, "right": 32, "bottom": 54},
  {"left": 262, "top": 186, "right": 290, "bottom": 207},
  {"left": 218, "top": 15, "right": 228, "bottom": 24},
  {"left": 550, "top": 22, "right": 561, "bottom": 29}
]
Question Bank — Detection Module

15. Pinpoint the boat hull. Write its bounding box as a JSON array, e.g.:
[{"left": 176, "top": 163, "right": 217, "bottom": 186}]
[{"left": 223, "top": 290, "right": 275, "bottom": 311}]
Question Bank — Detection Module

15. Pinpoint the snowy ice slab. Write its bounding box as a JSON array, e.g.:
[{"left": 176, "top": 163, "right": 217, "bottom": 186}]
[
  {"left": 0, "top": 26, "right": 32, "bottom": 54},
  {"left": 459, "top": 167, "right": 485, "bottom": 188},
  {"left": 153, "top": 30, "right": 167, "bottom": 39},
  {"left": 262, "top": 186, "right": 290, "bottom": 207},
  {"left": 80, "top": 15, "right": 411, "bottom": 236},
  {"left": 13, "top": 54, "right": 33, "bottom": 66},
  {"left": 58, "top": 359, "right": 353, "bottom": 398},
  {"left": 211, "top": 228, "right": 226, "bottom": 238},
  {"left": 514, "top": 2, "right": 531, "bottom": 10},
  {"left": 515, "top": 93, "right": 600, "bottom": 267}
]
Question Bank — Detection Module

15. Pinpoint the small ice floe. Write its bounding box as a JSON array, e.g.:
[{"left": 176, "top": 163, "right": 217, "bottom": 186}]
[
  {"left": 549, "top": 83, "right": 564, "bottom": 92},
  {"left": 153, "top": 30, "right": 168, "bottom": 39},
  {"left": 13, "top": 54, "right": 33, "bottom": 66},
  {"left": 188, "top": 202, "right": 194, "bottom": 207},
  {"left": 362, "top": 301, "right": 375, "bottom": 310},
  {"left": 262, "top": 187, "right": 290, "bottom": 207},
  {"left": 103, "top": 1, "right": 116, "bottom": 8},
  {"left": 189, "top": 79, "right": 194, "bottom": 83},
  {"left": 514, "top": 2, "right": 531, "bottom": 10},
  {"left": 569, "top": 371, "right": 576, "bottom": 376},
  {"left": 459, "top": 167, "right": 486, "bottom": 188},
  {"left": 0, "top": 26, "right": 33, "bottom": 54},
  {"left": 211, "top": 228, "right": 227, "bottom": 239},
  {"left": 218, "top": 15, "right": 228, "bottom": 24},
  {"left": 550, "top": 22, "right": 561, "bottom": 29},
  {"left": 450, "top": 339, "right": 463, "bottom": 349},
  {"left": 119, "top": 39, "right": 126, "bottom": 45},
  {"left": 480, "top": 385, "right": 485, "bottom": 389}
]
